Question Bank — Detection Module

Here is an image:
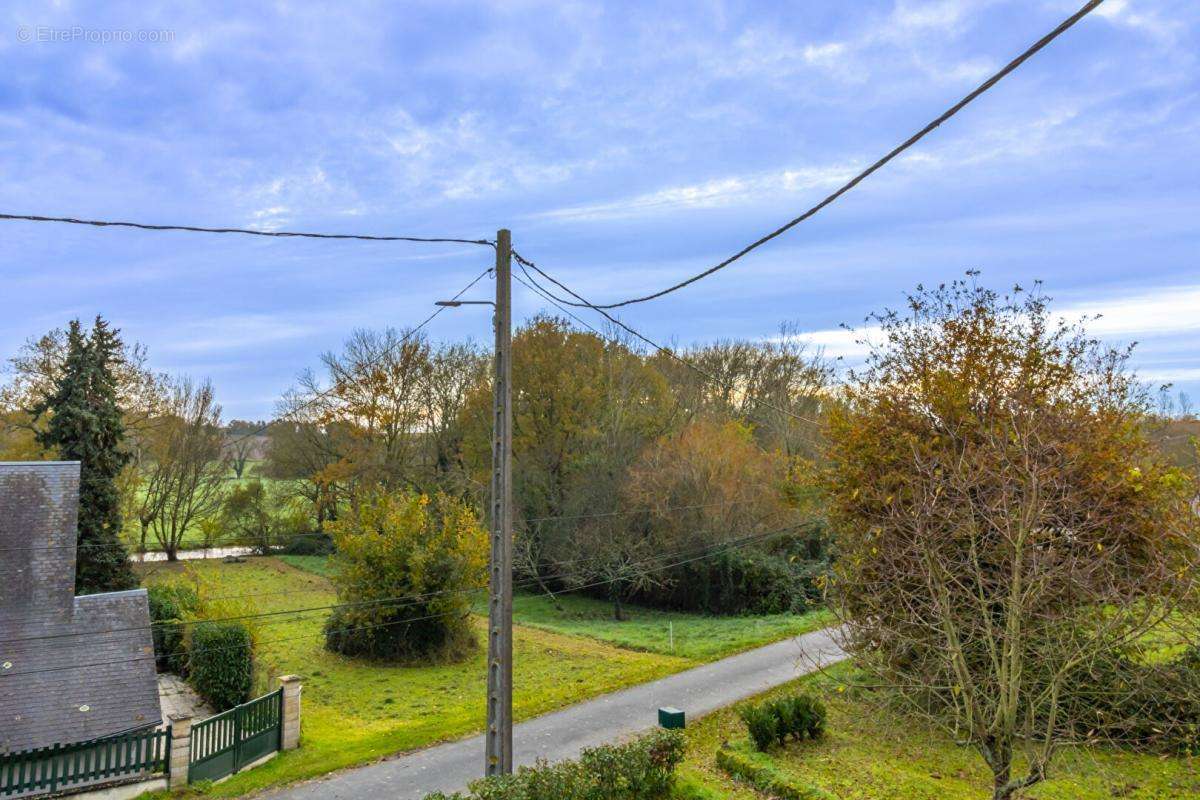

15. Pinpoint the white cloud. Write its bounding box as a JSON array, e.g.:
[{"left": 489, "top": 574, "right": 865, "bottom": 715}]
[
  {"left": 779, "top": 284, "right": 1200, "bottom": 380},
  {"left": 1094, "top": 0, "right": 1182, "bottom": 42},
  {"left": 1061, "top": 285, "right": 1200, "bottom": 338}
]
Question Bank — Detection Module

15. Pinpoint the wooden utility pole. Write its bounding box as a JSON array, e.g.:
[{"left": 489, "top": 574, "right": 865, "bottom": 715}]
[{"left": 486, "top": 228, "right": 514, "bottom": 776}]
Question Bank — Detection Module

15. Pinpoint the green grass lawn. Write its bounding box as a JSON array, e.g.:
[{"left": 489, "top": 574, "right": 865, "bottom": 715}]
[
  {"left": 122, "top": 466, "right": 285, "bottom": 553},
  {"left": 674, "top": 663, "right": 1200, "bottom": 800},
  {"left": 276, "top": 553, "right": 335, "bottom": 577},
  {"left": 493, "top": 592, "right": 834, "bottom": 662},
  {"left": 145, "top": 556, "right": 811, "bottom": 797},
  {"left": 284, "top": 554, "right": 834, "bottom": 662}
]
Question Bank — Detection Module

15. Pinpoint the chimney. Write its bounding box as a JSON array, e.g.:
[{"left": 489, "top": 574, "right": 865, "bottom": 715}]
[{"left": 0, "top": 462, "right": 80, "bottom": 622}]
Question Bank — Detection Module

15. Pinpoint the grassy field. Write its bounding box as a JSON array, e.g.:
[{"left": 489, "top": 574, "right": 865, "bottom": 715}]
[
  {"left": 491, "top": 592, "right": 834, "bottom": 661},
  {"left": 673, "top": 663, "right": 1200, "bottom": 800},
  {"left": 283, "top": 554, "right": 834, "bottom": 661},
  {"left": 277, "top": 553, "right": 335, "bottom": 577},
  {"left": 139, "top": 556, "right": 826, "bottom": 797},
  {"left": 123, "top": 463, "right": 285, "bottom": 553}
]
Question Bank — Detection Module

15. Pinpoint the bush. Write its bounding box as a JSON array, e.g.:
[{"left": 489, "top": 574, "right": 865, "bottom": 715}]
[
  {"left": 324, "top": 490, "right": 486, "bottom": 663},
  {"left": 1063, "top": 645, "right": 1200, "bottom": 754},
  {"left": 156, "top": 618, "right": 188, "bottom": 674},
  {"left": 740, "top": 703, "right": 780, "bottom": 751},
  {"left": 715, "top": 745, "right": 834, "bottom": 800},
  {"left": 282, "top": 531, "right": 334, "bottom": 555},
  {"left": 422, "top": 729, "right": 684, "bottom": 800},
  {"left": 739, "top": 692, "right": 826, "bottom": 751},
  {"left": 630, "top": 526, "right": 832, "bottom": 616},
  {"left": 147, "top": 584, "right": 199, "bottom": 673},
  {"left": 147, "top": 583, "right": 200, "bottom": 621},
  {"left": 188, "top": 621, "right": 253, "bottom": 711}
]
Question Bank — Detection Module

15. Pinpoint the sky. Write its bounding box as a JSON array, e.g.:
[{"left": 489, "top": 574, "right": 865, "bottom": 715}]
[{"left": 0, "top": 0, "right": 1197, "bottom": 420}]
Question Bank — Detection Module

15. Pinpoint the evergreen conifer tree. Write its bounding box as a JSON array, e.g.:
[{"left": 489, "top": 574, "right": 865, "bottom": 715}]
[{"left": 31, "top": 317, "right": 137, "bottom": 593}]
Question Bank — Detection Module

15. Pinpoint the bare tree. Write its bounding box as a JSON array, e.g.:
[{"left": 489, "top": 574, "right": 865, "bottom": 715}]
[
  {"left": 143, "top": 378, "right": 228, "bottom": 560},
  {"left": 421, "top": 340, "right": 487, "bottom": 491},
  {"left": 656, "top": 329, "right": 830, "bottom": 459},
  {"left": 263, "top": 399, "right": 350, "bottom": 530},
  {"left": 228, "top": 437, "right": 255, "bottom": 479},
  {"left": 312, "top": 328, "right": 433, "bottom": 490}
]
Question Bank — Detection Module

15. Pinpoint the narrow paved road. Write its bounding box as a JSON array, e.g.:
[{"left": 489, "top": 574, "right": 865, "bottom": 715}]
[{"left": 259, "top": 627, "right": 845, "bottom": 800}]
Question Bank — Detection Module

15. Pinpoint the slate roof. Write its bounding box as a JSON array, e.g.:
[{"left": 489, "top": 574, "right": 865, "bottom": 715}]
[{"left": 0, "top": 462, "right": 162, "bottom": 754}]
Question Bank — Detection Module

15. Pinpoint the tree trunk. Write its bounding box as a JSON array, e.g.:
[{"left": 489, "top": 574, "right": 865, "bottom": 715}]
[
  {"left": 988, "top": 737, "right": 1014, "bottom": 800},
  {"left": 612, "top": 591, "right": 625, "bottom": 621}
]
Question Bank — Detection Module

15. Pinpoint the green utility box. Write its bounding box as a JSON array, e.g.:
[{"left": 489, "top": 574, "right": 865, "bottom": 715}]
[{"left": 658, "top": 706, "right": 685, "bottom": 729}]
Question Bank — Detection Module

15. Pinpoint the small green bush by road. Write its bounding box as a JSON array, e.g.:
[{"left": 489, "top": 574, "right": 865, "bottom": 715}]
[
  {"left": 424, "top": 729, "right": 685, "bottom": 800},
  {"left": 188, "top": 620, "right": 254, "bottom": 711},
  {"left": 739, "top": 692, "right": 825, "bottom": 751}
]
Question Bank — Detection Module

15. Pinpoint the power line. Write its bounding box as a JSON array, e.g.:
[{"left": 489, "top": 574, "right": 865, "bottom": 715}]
[
  {"left": 219, "top": 266, "right": 493, "bottom": 452},
  {"left": 0, "top": 272, "right": 496, "bottom": 565},
  {"left": 0, "top": 523, "right": 815, "bottom": 674},
  {"left": 0, "top": 213, "right": 494, "bottom": 246},
  {"left": 537, "top": 0, "right": 1107, "bottom": 309},
  {"left": 0, "top": 492, "right": 767, "bottom": 553},
  {"left": 526, "top": 497, "right": 758, "bottom": 523},
  {"left": 0, "top": 522, "right": 812, "bottom": 647},
  {"left": 513, "top": 254, "right": 824, "bottom": 428}
]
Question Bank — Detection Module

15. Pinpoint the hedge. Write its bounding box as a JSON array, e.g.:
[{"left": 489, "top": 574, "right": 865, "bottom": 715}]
[
  {"left": 715, "top": 745, "right": 834, "bottom": 800},
  {"left": 147, "top": 584, "right": 199, "bottom": 673},
  {"left": 188, "top": 621, "right": 254, "bottom": 711},
  {"left": 423, "top": 729, "right": 685, "bottom": 800}
]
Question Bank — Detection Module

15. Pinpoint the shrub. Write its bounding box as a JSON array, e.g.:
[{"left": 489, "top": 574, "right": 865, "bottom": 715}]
[
  {"left": 740, "top": 703, "right": 780, "bottom": 751},
  {"left": 324, "top": 490, "right": 487, "bottom": 663},
  {"left": 147, "top": 583, "right": 200, "bottom": 621},
  {"left": 422, "top": 729, "right": 684, "bottom": 800},
  {"left": 715, "top": 745, "right": 834, "bottom": 800},
  {"left": 1063, "top": 645, "right": 1200, "bottom": 754},
  {"left": 188, "top": 621, "right": 253, "bottom": 711},
  {"left": 156, "top": 618, "right": 188, "bottom": 674},
  {"left": 282, "top": 531, "right": 334, "bottom": 555},
  {"left": 630, "top": 526, "right": 832, "bottom": 616},
  {"left": 740, "top": 692, "right": 826, "bottom": 751},
  {"left": 147, "top": 584, "right": 199, "bottom": 673}
]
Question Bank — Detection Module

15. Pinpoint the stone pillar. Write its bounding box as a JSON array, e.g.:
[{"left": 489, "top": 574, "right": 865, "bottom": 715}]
[
  {"left": 278, "top": 675, "right": 302, "bottom": 751},
  {"left": 168, "top": 714, "right": 193, "bottom": 788}
]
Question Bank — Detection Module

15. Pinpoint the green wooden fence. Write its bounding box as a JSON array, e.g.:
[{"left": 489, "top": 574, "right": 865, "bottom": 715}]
[
  {"left": 0, "top": 728, "right": 169, "bottom": 797},
  {"left": 189, "top": 688, "right": 283, "bottom": 784}
]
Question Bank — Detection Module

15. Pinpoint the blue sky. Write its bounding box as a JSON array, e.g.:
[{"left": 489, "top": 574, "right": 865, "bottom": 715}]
[{"left": 1, "top": 0, "right": 1197, "bottom": 420}]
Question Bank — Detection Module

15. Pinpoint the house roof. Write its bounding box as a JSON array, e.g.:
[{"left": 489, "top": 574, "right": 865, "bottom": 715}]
[
  {"left": 0, "top": 591, "right": 163, "bottom": 753},
  {"left": 0, "top": 462, "right": 162, "bottom": 753}
]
